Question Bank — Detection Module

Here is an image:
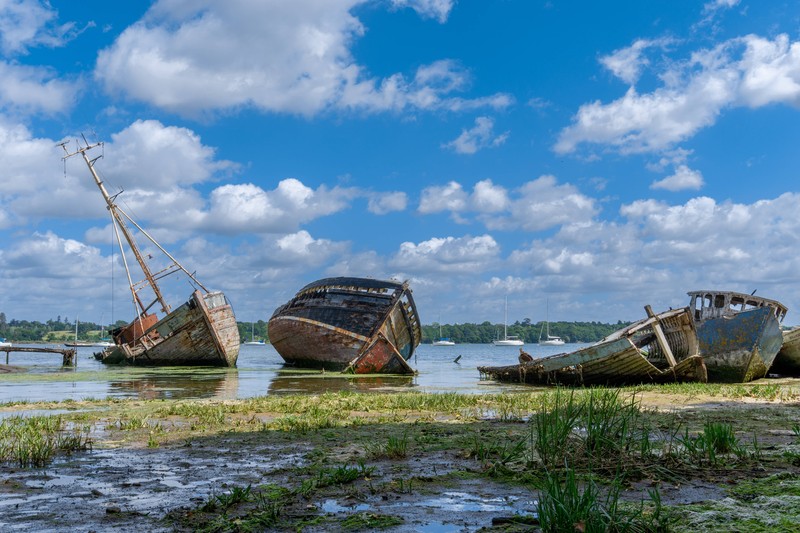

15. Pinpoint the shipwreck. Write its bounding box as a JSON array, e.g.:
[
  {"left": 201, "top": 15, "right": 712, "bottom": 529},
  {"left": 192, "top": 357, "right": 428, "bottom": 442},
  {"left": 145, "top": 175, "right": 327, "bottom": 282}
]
[
  {"left": 688, "top": 290, "right": 786, "bottom": 382},
  {"left": 478, "top": 306, "right": 706, "bottom": 386},
  {"left": 267, "top": 277, "right": 422, "bottom": 373},
  {"left": 62, "top": 138, "right": 240, "bottom": 367}
]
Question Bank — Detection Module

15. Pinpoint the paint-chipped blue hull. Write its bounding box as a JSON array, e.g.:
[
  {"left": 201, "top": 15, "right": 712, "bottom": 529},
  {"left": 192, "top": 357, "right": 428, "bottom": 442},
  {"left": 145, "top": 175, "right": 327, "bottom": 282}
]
[{"left": 695, "top": 306, "right": 784, "bottom": 382}]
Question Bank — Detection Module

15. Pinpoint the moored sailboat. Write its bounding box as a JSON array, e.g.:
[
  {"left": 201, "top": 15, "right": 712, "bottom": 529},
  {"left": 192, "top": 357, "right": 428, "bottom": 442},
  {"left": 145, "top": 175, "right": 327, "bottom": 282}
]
[
  {"left": 61, "top": 138, "right": 240, "bottom": 366},
  {"left": 492, "top": 297, "right": 524, "bottom": 346}
]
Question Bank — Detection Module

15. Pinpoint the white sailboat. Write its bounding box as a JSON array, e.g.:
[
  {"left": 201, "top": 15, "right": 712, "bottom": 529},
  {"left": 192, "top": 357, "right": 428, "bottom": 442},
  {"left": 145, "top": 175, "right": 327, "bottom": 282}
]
[
  {"left": 432, "top": 323, "right": 455, "bottom": 346},
  {"left": 243, "top": 322, "right": 266, "bottom": 345},
  {"left": 539, "top": 300, "right": 564, "bottom": 346},
  {"left": 493, "top": 297, "right": 524, "bottom": 346}
]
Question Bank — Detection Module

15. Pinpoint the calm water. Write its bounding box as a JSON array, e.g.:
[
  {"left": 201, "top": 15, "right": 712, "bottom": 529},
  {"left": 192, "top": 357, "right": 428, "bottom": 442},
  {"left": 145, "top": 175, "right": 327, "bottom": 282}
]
[{"left": 0, "top": 342, "right": 590, "bottom": 403}]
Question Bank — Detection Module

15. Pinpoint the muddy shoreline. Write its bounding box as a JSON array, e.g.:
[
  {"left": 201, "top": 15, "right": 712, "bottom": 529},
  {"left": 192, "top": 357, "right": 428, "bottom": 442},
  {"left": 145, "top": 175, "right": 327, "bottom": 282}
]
[{"left": 2, "top": 384, "right": 800, "bottom": 531}]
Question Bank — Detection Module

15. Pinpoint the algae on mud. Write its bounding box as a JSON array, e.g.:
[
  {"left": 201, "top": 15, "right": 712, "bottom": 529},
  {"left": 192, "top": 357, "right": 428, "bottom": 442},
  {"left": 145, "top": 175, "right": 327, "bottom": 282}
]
[{"left": 1, "top": 384, "right": 800, "bottom": 531}]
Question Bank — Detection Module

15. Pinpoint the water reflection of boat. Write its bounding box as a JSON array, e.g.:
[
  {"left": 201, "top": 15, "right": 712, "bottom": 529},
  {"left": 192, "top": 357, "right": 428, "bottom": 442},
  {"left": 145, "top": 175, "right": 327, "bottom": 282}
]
[
  {"left": 268, "top": 277, "right": 421, "bottom": 374},
  {"left": 479, "top": 306, "right": 706, "bottom": 386},
  {"left": 688, "top": 290, "right": 787, "bottom": 382},
  {"left": 267, "top": 370, "right": 415, "bottom": 395},
  {"left": 108, "top": 370, "right": 239, "bottom": 400},
  {"left": 62, "top": 139, "right": 240, "bottom": 367}
]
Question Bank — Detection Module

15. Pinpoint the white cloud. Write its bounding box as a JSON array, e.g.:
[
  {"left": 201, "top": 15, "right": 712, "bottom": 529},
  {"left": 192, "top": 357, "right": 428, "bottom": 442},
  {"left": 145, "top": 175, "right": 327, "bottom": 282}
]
[
  {"left": 95, "top": 1, "right": 510, "bottom": 117},
  {"left": 390, "top": 0, "right": 454, "bottom": 23},
  {"left": 417, "top": 175, "right": 597, "bottom": 232},
  {"left": 0, "top": 0, "right": 77, "bottom": 55},
  {"left": 557, "top": 34, "right": 800, "bottom": 156},
  {"left": 202, "top": 179, "right": 358, "bottom": 234},
  {"left": 599, "top": 39, "right": 669, "bottom": 85},
  {"left": 418, "top": 181, "right": 468, "bottom": 214},
  {"left": 471, "top": 180, "right": 508, "bottom": 213},
  {"left": 442, "top": 116, "right": 509, "bottom": 154},
  {"left": 368, "top": 191, "right": 407, "bottom": 214},
  {"left": 651, "top": 164, "right": 705, "bottom": 191},
  {"left": 0, "top": 61, "right": 79, "bottom": 113},
  {"left": 391, "top": 234, "right": 500, "bottom": 273}
]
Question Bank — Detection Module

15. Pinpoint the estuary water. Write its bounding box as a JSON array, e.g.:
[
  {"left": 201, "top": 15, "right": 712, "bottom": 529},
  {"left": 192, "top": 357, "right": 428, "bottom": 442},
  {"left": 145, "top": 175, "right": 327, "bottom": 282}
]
[{"left": 0, "top": 342, "right": 590, "bottom": 403}]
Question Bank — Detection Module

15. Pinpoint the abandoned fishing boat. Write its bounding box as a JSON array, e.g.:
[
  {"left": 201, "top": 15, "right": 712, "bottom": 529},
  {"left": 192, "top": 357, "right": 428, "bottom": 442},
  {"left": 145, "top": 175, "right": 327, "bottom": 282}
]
[
  {"left": 478, "top": 306, "right": 706, "bottom": 386},
  {"left": 61, "top": 139, "right": 240, "bottom": 367},
  {"left": 267, "top": 277, "right": 422, "bottom": 373},
  {"left": 771, "top": 327, "right": 800, "bottom": 376},
  {"left": 688, "top": 290, "right": 787, "bottom": 382}
]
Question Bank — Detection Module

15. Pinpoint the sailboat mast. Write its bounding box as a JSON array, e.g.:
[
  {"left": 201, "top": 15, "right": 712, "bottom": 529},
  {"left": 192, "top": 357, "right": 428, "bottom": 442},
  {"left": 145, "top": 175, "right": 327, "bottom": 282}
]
[
  {"left": 62, "top": 141, "right": 171, "bottom": 316},
  {"left": 504, "top": 296, "right": 508, "bottom": 339}
]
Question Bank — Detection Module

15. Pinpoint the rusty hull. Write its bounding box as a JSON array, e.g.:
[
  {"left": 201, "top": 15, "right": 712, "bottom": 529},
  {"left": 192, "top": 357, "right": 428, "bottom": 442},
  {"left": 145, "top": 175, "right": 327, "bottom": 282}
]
[
  {"left": 772, "top": 327, "right": 800, "bottom": 376},
  {"left": 689, "top": 291, "right": 786, "bottom": 382},
  {"left": 479, "top": 307, "right": 707, "bottom": 386},
  {"left": 97, "top": 290, "right": 240, "bottom": 367},
  {"left": 268, "top": 277, "right": 421, "bottom": 373}
]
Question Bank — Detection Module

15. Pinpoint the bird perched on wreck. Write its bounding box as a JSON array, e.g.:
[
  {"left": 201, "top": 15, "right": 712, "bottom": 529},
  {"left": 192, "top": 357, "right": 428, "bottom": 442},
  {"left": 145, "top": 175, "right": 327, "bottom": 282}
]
[{"left": 518, "top": 348, "right": 533, "bottom": 363}]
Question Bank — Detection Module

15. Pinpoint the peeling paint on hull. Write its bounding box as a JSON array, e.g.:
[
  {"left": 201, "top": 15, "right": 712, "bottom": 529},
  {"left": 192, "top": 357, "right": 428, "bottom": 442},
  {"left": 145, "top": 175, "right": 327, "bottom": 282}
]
[
  {"left": 97, "top": 291, "right": 240, "bottom": 367},
  {"left": 479, "top": 307, "right": 706, "bottom": 386},
  {"left": 695, "top": 306, "right": 783, "bottom": 383},
  {"left": 268, "top": 277, "right": 421, "bottom": 374}
]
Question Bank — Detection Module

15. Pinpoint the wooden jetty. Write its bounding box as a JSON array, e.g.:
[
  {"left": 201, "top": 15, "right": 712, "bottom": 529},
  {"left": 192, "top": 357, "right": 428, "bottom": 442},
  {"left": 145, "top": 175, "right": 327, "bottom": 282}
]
[{"left": 1, "top": 346, "right": 77, "bottom": 366}]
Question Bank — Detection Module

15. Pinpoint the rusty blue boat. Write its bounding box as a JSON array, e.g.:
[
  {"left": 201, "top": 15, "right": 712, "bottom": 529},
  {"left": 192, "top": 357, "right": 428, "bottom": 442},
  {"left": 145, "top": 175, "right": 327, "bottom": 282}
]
[{"left": 688, "top": 290, "right": 787, "bottom": 382}]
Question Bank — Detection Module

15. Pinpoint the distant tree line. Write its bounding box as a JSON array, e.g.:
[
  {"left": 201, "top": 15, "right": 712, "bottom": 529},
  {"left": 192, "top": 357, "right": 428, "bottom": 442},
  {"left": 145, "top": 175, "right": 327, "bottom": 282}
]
[
  {"left": 0, "top": 312, "right": 625, "bottom": 345},
  {"left": 0, "top": 313, "right": 127, "bottom": 342},
  {"left": 422, "top": 319, "right": 630, "bottom": 345}
]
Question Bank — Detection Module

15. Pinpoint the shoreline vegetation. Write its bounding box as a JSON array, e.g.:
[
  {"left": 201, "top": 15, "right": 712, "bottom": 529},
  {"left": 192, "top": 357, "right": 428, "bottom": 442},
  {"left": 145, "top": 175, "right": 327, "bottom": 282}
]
[
  {"left": 2, "top": 382, "right": 800, "bottom": 531},
  {"left": 0, "top": 318, "right": 625, "bottom": 346}
]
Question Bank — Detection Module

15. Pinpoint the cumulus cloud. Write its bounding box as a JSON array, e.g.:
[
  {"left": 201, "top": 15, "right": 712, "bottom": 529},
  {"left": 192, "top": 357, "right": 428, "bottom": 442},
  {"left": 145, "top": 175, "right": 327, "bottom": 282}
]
[
  {"left": 391, "top": 234, "right": 500, "bottom": 273},
  {"left": 201, "top": 179, "right": 358, "bottom": 234},
  {"left": 0, "top": 61, "right": 79, "bottom": 114},
  {"left": 556, "top": 33, "right": 800, "bottom": 156},
  {"left": 442, "top": 116, "right": 509, "bottom": 154},
  {"left": 95, "top": 1, "right": 510, "bottom": 117},
  {"left": 418, "top": 175, "right": 597, "bottom": 232},
  {"left": 418, "top": 181, "right": 468, "bottom": 215},
  {"left": 651, "top": 164, "right": 705, "bottom": 191}
]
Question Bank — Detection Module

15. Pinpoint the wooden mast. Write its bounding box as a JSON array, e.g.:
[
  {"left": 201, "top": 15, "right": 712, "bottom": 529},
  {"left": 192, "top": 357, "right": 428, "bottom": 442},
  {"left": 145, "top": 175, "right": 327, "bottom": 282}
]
[{"left": 61, "top": 140, "right": 171, "bottom": 316}]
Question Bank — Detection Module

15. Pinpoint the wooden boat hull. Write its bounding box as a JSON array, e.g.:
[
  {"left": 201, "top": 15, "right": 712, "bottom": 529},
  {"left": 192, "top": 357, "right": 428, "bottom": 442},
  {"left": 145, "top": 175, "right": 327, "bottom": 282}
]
[
  {"left": 268, "top": 277, "right": 421, "bottom": 374},
  {"left": 479, "top": 339, "right": 707, "bottom": 386},
  {"left": 767, "top": 327, "right": 800, "bottom": 376},
  {"left": 695, "top": 306, "right": 783, "bottom": 382},
  {"left": 479, "top": 307, "right": 706, "bottom": 386},
  {"left": 96, "top": 291, "right": 240, "bottom": 367}
]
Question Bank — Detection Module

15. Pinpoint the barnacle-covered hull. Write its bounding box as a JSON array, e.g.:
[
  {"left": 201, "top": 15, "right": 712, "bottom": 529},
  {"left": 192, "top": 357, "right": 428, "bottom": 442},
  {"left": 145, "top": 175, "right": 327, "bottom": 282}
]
[{"left": 268, "top": 277, "right": 421, "bottom": 374}]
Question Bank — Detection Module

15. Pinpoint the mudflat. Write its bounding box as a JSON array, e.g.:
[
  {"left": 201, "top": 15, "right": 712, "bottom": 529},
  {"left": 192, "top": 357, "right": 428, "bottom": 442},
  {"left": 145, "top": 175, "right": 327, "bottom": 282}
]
[{"left": 2, "top": 382, "right": 800, "bottom": 532}]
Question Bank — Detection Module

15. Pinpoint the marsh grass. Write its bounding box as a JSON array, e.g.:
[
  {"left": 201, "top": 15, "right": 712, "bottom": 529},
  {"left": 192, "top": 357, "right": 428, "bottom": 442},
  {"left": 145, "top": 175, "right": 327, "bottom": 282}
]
[
  {"left": 678, "top": 421, "right": 745, "bottom": 466},
  {"left": 0, "top": 415, "right": 92, "bottom": 466},
  {"left": 536, "top": 467, "right": 669, "bottom": 533}
]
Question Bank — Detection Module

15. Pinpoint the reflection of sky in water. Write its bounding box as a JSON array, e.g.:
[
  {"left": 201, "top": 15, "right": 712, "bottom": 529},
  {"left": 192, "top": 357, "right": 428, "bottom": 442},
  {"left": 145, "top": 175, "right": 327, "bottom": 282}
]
[{"left": 0, "top": 343, "right": 590, "bottom": 403}]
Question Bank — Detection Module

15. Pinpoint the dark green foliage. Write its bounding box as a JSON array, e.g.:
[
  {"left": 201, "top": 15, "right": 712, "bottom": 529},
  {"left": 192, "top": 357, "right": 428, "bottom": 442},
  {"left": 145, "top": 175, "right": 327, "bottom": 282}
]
[{"left": 421, "top": 320, "right": 628, "bottom": 344}]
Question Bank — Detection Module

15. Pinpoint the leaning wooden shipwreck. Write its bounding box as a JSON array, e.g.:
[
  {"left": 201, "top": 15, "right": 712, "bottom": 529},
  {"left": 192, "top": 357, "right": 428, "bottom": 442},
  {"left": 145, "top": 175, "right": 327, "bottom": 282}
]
[
  {"left": 62, "top": 139, "right": 240, "bottom": 367},
  {"left": 688, "top": 290, "right": 786, "bottom": 382},
  {"left": 773, "top": 326, "right": 800, "bottom": 376},
  {"left": 267, "top": 277, "right": 422, "bottom": 373},
  {"left": 479, "top": 306, "right": 706, "bottom": 386}
]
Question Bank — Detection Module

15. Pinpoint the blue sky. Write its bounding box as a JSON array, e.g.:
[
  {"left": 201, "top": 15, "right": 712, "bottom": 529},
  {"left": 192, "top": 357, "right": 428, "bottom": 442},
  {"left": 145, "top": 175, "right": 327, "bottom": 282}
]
[{"left": 2, "top": 0, "right": 800, "bottom": 329}]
